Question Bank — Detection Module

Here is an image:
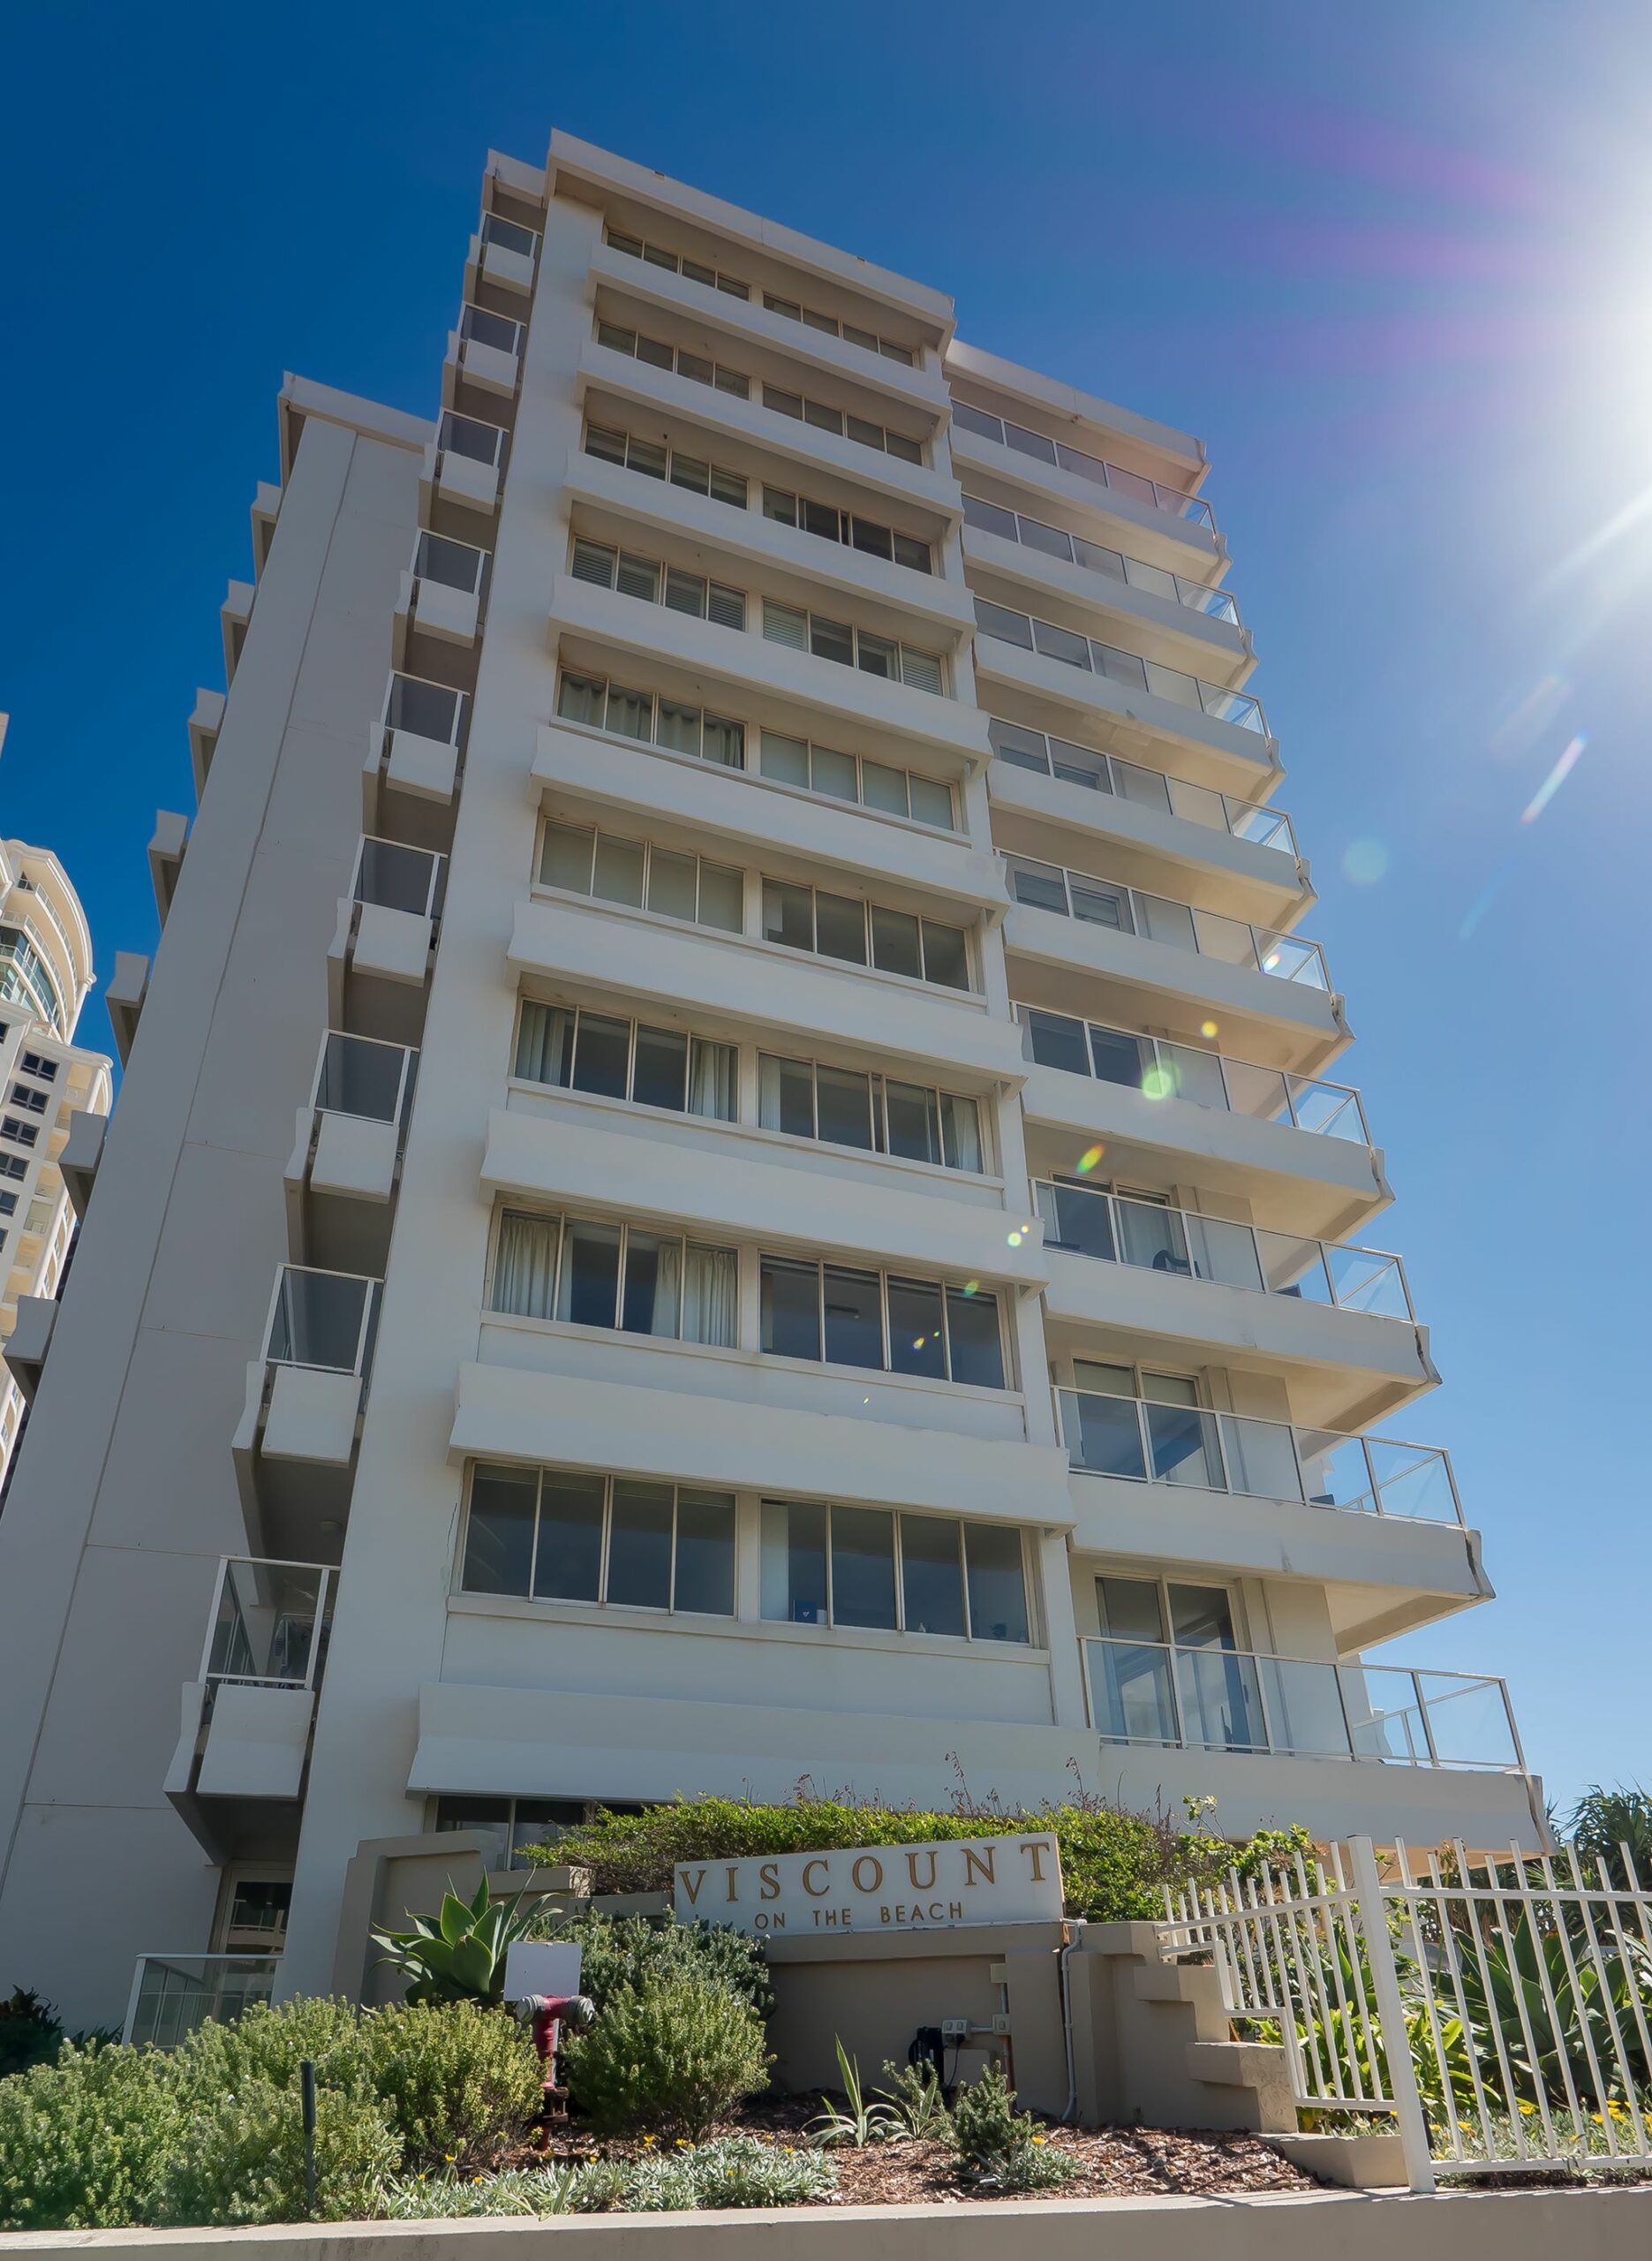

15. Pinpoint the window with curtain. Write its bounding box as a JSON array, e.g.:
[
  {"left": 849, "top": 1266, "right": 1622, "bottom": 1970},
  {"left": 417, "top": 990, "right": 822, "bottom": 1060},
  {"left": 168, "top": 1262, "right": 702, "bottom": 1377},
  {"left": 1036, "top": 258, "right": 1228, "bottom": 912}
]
[
  {"left": 757, "top": 1052, "right": 983, "bottom": 1171},
  {"left": 759, "top": 1501, "right": 1029, "bottom": 1641},
  {"left": 489, "top": 1210, "right": 735, "bottom": 1346},
  {"left": 461, "top": 1463, "right": 736, "bottom": 1616},
  {"left": 758, "top": 1256, "right": 1005, "bottom": 1388},
  {"left": 556, "top": 671, "right": 745, "bottom": 768},
  {"left": 514, "top": 1002, "right": 736, "bottom": 1123}
]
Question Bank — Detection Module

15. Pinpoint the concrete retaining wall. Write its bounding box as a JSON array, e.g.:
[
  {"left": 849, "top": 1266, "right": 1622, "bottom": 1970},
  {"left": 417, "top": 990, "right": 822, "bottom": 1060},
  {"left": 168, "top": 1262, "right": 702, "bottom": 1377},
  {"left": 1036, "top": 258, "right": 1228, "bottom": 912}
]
[{"left": 3, "top": 2186, "right": 1649, "bottom": 2260}]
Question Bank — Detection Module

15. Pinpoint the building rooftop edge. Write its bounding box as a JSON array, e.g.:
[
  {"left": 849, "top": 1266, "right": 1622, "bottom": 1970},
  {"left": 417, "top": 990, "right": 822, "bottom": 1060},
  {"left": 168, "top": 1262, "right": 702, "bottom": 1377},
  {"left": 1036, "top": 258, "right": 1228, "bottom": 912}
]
[
  {"left": 278, "top": 375, "right": 433, "bottom": 484},
  {"left": 547, "top": 130, "right": 957, "bottom": 337},
  {"left": 947, "top": 338, "right": 1206, "bottom": 473}
]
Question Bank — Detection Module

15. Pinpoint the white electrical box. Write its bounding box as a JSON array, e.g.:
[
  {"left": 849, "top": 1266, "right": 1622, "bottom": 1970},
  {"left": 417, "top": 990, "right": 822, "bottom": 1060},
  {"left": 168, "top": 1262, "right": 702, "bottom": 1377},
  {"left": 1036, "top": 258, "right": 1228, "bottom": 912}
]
[
  {"left": 940, "top": 2017, "right": 969, "bottom": 2038},
  {"left": 991, "top": 2013, "right": 1012, "bottom": 2035}
]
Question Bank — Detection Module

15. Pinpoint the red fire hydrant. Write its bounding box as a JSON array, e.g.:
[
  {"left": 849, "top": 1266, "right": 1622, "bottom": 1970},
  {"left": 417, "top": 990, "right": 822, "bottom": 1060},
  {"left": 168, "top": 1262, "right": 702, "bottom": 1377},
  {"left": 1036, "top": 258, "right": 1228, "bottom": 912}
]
[{"left": 514, "top": 1993, "right": 595, "bottom": 2127}]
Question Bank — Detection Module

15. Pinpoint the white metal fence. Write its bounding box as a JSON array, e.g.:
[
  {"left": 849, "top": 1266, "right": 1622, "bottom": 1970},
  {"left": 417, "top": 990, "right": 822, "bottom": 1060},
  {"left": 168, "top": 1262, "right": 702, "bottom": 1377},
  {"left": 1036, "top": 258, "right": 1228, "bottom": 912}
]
[{"left": 1164, "top": 1834, "right": 1652, "bottom": 2192}]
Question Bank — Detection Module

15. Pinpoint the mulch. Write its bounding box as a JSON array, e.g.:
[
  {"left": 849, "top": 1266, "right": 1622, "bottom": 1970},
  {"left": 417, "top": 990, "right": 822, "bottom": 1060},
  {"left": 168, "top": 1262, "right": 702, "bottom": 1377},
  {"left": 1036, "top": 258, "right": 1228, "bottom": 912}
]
[{"left": 506, "top": 2093, "right": 1318, "bottom": 2204}]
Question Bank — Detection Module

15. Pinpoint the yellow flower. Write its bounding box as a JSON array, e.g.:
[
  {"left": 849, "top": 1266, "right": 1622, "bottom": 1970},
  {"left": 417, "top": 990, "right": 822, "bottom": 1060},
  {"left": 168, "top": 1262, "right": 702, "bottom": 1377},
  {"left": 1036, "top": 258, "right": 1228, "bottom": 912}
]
[
  {"left": 1031, "top": 2136, "right": 1045, "bottom": 2146},
  {"left": 641, "top": 2135, "right": 656, "bottom": 2146},
  {"left": 1519, "top": 2103, "right": 1535, "bottom": 2116}
]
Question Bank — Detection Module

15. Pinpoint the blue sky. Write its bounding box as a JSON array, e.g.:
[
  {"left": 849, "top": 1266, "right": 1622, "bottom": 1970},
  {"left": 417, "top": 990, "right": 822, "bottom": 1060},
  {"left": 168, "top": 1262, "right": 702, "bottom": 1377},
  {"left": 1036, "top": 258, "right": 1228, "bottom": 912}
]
[{"left": 3, "top": 1, "right": 1648, "bottom": 1819}]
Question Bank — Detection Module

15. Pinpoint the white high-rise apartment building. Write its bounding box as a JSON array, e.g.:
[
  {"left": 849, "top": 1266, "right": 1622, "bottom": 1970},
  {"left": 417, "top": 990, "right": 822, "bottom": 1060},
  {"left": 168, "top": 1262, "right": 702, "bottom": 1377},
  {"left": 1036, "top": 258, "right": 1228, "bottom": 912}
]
[
  {"left": 0, "top": 138, "right": 1543, "bottom": 2037},
  {"left": 0, "top": 730, "right": 113, "bottom": 1491}
]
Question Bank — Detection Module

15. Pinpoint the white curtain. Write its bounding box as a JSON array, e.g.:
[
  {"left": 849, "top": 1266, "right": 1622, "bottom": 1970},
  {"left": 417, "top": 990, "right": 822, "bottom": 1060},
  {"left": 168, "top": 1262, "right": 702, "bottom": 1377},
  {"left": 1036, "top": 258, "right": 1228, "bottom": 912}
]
[
  {"left": 514, "top": 1002, "right": 572, "bottom": 1086},
  {"left": 648, "top": 1236, "right": 683, "bottom": 1338},
  {"left": 942, "top": 1093, "right": 983, "bottom": 1174},
  {"left": 689, "top": 1038, "right": 737, "bottom": 1122},
  {"left": 493, "top": 1211, "right": 559, "bottom": 1319},
  {"left": 682, "top": 1243, "right": 737, "bottom": 1347}
]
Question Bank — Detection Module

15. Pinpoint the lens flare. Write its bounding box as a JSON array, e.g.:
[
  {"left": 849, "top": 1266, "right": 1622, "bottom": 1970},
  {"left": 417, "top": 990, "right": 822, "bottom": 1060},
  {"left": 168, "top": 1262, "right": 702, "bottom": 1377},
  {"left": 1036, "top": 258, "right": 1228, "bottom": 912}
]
[
  {"left": 1141, "top": 1063, "right": 1178, "bottom": 1101},
  {"left": 1520, "top": 733, "right": 1585, "bottom": 824},
  {"left": 1341, "top": 837, "right": 1389, "bottom": 884},
  {"left": 1007, "top": 1229, "right": 1022, "bottom": 1246},
  {"left": 1460, "top": 863, "right": 1513, "bottom": 941},
  {"left": 1490, "top": 674, "right": 1571, "bottom": 759},
  {"left": 1076, "top": 1144, "right": 1104, "bottom": 1174},
  {"left": 1200, "top": 1020, "right": 1218, "bottom": 1040},
  {"left": 963, "top": 1279, "right": 979, "bottom": 1296}
]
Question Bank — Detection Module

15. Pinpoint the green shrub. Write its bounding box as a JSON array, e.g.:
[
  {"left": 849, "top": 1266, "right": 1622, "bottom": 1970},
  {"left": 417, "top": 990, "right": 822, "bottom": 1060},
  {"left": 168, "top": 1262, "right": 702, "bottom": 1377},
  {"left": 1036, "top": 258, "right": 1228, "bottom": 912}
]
[
  {"left": 562, "top": 1967, "right": 770, "bottom": 2136},
  {"left": 381, "top": 2141, "right": 833, "bottom": 2219},
  {"left": 156, "top": 2080, "right": 398, "bottom": 2227},
  {"left": 947, "top": 2061, "right": 1076, "bottom": 2191},
  {"left": 526, "top": 1792, "right": 1304, "bottom": 1923},
  {"left": 171, "top": 1995, "right": 366, "bottom": 2105},
  {"left": 0, "top": 1987, "right": 64, "bottom": 2079},
  {"left": 381, "top": 2166, "right": 579, "bottom": 2218},
  {"left": 0, "top": 2040, "right": 182, "bottom": 2229},
  {"left": 532, "top": 1909, "right": 773, "bottom": 2020},
  {"left": 682, "top": 2135, "right": 836, "bottom": 2206},
  {"left": 355, "top": 2000, "right": 543, "bottom": 2170}
]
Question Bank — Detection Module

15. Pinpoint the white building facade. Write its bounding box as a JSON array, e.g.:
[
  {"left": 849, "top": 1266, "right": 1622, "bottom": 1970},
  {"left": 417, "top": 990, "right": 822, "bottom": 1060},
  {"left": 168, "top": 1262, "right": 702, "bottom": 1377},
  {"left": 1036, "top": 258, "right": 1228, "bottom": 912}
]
[
  {"left": 0, "top": 793, "right": 113, "bottom": 1493},
  {"left": 0, "top": 138, "right": 1542, "bottom": 2038}
]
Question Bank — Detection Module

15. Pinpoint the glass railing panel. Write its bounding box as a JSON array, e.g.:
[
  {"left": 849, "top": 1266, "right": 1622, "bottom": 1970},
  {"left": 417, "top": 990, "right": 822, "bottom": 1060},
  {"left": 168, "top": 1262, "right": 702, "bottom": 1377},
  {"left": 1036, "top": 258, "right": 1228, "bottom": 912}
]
[
  {"left": 1201, "top": 686, "right": 1265, "bottom": 731},
  {"left": 1365, "top": 1439, "right": 1459, "bottom": 1523},
  {"left": 267, "top": 1268, "right": 376, "bottom": 1375},
  {"left": 356, "top": 838, "right": 443, "bottom": 918},
  {"left": 1090, "top": 1638, "right": 1181, "bottom": 1744},
  {"left": 1031, "top": 616, "right": 1091, "bottom": 670},
  {"left": 1143, "top": 659, "right": 1203, "bottom": 711},
  {"left": 1230, "top": 803, "right": 1296, "bottom": 854},
  {"left": 314, "top": 1032, "right": 409, "bottom": 1124},
  {"left": 1091, "top": 1025, "right": 1156, "bottom": 1090},
  {"left": 1136, "top": 894, "right": 1200, "bottom": 953},
  {"left": 207, "top": 1560, "right": 329, "bottom": 1686},
  {"left": 1049, "top": 737, "right": 1113, "bottom": 791},
  {"left": 1022, "top": 1007, "right": 1091, "bottom": 1077},
  {"left": 1075, "top": 535, "right": 1130, "bottom": 583},
  {"left": 1256, "top": 1228, "right": 1335, "bottom": 1304},
  {"left": 127, "top": 1957, "right": 280, "bottom": 2051},
  {"left": 1037, "top": 1180, "right": 1117, "bottom": 1261},
  {"left": 986, "top": 716, "right": 1050, "bottom": 772},
  {"left": 1174, "top": 1645, "right": 1268, "bottom": 1751},
  {"left": 1115, "top": 1196, "right": 1190, "bottom": 1274},
  {"left": 1060, "top": 1388, "right": 1148, "bottom": 1480},
  {"left": 1144, "top": 1402, "right": 1225, "bottom": 1489},
  {"left": 1323, "top": 1244, "right": 1411, "bottom": 1320},
  {"left": 1188, "top": 905, "right": 1259, "bottom": 967},
  {"left": 1294, "top": 1430, "right": 1378, "bottom": 1513},
  {"left": 962, "top": 494, "right": 1019, "bottom": 541},
  {"left": 1285, "top": 1078, "right": 1366, "bottom": 1142},
  {"left": 1182, "top": 1213, "right": 1264, "bottom": 1293},
  {"left": 1414, "top": 1673, "right": 1519, "bottom": 1770},
  {"left": 1085, "top": 455, "right": 1155, "bottom": 508},
  {"left": 1179, "top": 580, "right": 1240, "bottom": 623},
  {"left": 1339, "top": 1665, "right": 1433, "bottom": 1765},
  {"left": 1162, "top": 775, "right": 1230, "bottom": 830},
  {"left": 1068, "top": 874, "right": 1134, "bottom": 929},
  {"left": 1120, "top": 554, "right": 1176, "bottom": 601},
  {"left": 1154, "top": 1040, "right": 1228, "bottom": 1109},
  {"left": 1091, "top": 641, "right": 1148, "bottom": 692},
  {"left": 1256, "top": 1657, "right": 1354, "bottom": 1758},
  {"left": 1006, "top": 422, "right": 1059, "bottom": 468},
  {"left": 1220, "top": 1057, "right": 1294, "bottom": 1124},
  {"left": 1019, "top": 515, "right": 1073, "bottom": 563},
  {"left": 1217, "top": 1412, "right": 1305, "bottom": 1503},
  {"left": 1256, "top": 932, "right": 1327, "bottom": 988},
  {"left": 1005, "top": 857, "right": 1070, "bottom": 914}
]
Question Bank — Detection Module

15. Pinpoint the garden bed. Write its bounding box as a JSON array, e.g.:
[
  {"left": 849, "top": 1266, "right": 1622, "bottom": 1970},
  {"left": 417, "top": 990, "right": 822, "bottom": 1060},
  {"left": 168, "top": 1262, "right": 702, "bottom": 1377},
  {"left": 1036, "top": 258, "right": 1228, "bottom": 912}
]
[{"left": 510, "top": 2097, "right": 1316, "bottom": 2205}]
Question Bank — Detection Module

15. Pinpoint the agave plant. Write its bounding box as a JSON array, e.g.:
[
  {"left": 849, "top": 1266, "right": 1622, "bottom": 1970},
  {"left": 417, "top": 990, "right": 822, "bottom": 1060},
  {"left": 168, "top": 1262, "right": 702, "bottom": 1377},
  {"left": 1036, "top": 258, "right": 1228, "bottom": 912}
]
[
  {"left": 371, "top": 1877, "right": 549, "bottom": 2006},
  {"left": 1436, "top": 1911, "right": 1652, "bottom": 2112}
]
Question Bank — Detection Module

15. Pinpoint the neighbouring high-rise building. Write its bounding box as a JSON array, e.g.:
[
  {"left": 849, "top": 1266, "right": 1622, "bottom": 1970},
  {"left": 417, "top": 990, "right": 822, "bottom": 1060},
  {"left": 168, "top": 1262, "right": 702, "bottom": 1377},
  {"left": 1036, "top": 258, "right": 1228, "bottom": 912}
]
[
  {"left": 0, "top": 727, "right": 113, "bottom": 1493},
  {"left": 0, "top": 137, "right": 1543, "bottom": 2041}
]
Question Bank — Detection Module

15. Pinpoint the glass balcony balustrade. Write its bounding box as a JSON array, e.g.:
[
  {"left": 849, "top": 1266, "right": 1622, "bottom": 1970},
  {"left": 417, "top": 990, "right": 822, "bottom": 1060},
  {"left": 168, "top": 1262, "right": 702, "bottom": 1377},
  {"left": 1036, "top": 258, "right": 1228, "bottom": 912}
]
[
  {"left": 989, "top": 718, "right": 1294, "bottom": 857},
  {"left": 1056, "top": 1387, "right": 1462, "bottom": 1524},
  {"left": 952, "top": 399, "right": 1216, "bottom": 531},
  {"left": 351, "top": 836, "right": 447, "bottom": 920},
  {"left": 963, "top": 495, "right": 1239, "bottom": 622},
  {"left": 312, "top": 1032, "right": 418, "bottom": 1131},
  {"left": 202, "top": 1558, "right": 335, "bottom": 1692},
  {"left": 124, "top": 1956, "right": 280, "bottom": 2050},
  {"left": 1082, "top": 1638, "right": 1521, "bottom": 1771},
  {"left": 1016, "top": 1005, "right": 1369, "bottom": 1145},
  {"left": 1033, "top": 1176, "right": 1413, "bottom": 1320},
  {"left": 263, "top": 1266, "right": 382, "bottom": 1378},
  {"left": 976, "top": 598, "right": 1267, "bottom": 736},
  {"left": 1004, "top": 854, "right": 1329, "bottom": 991}
]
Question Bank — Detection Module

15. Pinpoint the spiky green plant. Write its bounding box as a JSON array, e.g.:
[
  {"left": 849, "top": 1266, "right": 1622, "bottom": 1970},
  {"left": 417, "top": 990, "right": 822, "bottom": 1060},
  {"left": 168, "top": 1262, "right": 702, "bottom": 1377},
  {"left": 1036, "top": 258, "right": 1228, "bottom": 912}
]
[{"left": 371, "top": 1879, "right": 548, "bottom": 2007}]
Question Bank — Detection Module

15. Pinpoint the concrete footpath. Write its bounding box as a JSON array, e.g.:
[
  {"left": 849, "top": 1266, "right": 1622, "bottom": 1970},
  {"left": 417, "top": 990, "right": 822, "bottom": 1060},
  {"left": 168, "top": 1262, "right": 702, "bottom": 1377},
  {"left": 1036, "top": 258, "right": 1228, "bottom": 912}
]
[{"left": 3, "top": 2184, "right": 1650, "bottom": 2260}]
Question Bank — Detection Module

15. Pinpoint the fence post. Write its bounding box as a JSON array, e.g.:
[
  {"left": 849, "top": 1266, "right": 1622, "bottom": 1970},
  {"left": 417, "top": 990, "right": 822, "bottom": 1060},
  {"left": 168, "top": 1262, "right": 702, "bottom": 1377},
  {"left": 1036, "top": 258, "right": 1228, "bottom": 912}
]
[{"left": 1348, "top": 1835, "right": 1435, "bottom": 2195}]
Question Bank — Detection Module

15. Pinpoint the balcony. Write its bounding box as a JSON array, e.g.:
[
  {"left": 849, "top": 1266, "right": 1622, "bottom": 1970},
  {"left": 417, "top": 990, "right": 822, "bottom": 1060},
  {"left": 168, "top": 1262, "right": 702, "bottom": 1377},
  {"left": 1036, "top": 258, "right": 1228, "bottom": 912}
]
[
  {"left": 1003, "top": 854, "right": 1344, "bottom": 1070},
  {"left": 1036, "top": 1178, "right": 1431, "bottom": 1428},
  {"left": 420, "top": 410, "right": 509, "bottom": 523},
  {"left": 953, "top": 399, "right": 1216, "bottom": 532},
  {"left": 124, "top": 1955, "right": 280, "bottom": 2049},
  {"left": 232, "top": 1267, "right": 381, "bottom": 1557},
  {"left": 964, "top": 494, "right": 1237, "bottom": 624},
  {"left": 1058, "top": 1389, "right": 1482, "bottom": 1644},
  {"left": 1081, "top": 1637, "right": 1524, "bottom": 1774},
  {"left": 444, "top": 304, "right": 524, "bottom": 409},
  {"left": 165, "top": 1558, "right": 333, "bottom": 1848},
  {"left": 188, "top": 687, "right": 225, "bottom": 799},
  {"left": 465, "top": 210, "right": 539, "bottom": 298},
  {"left": 394, "top": 529, "right": 489, "bottom": 664},
  {"left": 1016, "top": 1006, "right": 1383, "bottom": 1243},
  {"left": 987, "top": 718, "right": 1302, "bottom": 926},
  {"left": 285, "top": 1032, "right": 417, "bottom": 1273},
  {"left": 977, "top": 599, "right": 1264, "bottom": 736},
  {"left": 364, "top": 671, "right": 469, "bottom": 851},
  {"left": 327, "top": 837, "right": 445, "bottom": 1048}
]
